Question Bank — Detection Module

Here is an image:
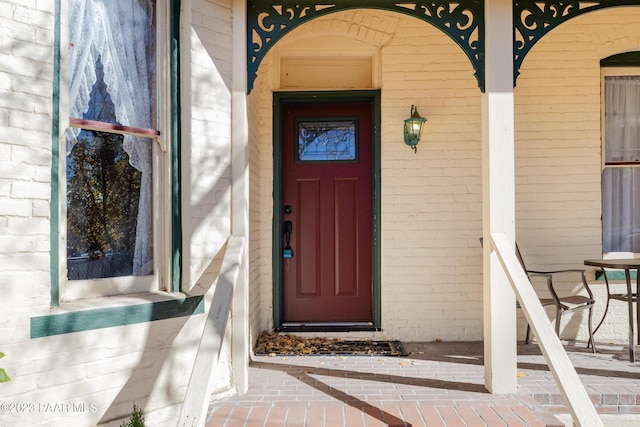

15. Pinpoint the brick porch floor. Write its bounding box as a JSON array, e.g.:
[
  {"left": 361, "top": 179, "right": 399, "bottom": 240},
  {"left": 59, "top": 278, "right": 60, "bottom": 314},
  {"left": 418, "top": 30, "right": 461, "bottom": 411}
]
[{"left": 205, "top": 340, "right": 640, "bottom": 426}]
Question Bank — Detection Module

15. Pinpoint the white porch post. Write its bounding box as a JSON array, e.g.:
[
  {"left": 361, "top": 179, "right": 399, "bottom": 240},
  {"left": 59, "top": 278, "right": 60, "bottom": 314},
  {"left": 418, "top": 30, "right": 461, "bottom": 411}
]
[
  {"left": 231, "top": 0, "right": 249, "bottom": 395},
  {"left": 482, "top": 0, "right": 517, "bottom": 393}
]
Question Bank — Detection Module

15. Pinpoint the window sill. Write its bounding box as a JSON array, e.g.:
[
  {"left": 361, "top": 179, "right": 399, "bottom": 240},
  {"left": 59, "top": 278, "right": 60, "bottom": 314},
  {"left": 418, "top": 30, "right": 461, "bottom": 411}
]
[
  {"left": 595, "top": 270, "right": 637, "bottom": 281},
  {"left": 30, "top": 292, "right": 204, "bottom": 339}
]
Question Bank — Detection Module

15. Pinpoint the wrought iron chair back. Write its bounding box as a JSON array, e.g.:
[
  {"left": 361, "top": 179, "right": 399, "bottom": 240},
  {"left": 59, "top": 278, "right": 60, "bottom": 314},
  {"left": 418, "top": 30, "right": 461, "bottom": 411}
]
[{"left": 481, "top": 238, "right": 596, "bottom": 351}]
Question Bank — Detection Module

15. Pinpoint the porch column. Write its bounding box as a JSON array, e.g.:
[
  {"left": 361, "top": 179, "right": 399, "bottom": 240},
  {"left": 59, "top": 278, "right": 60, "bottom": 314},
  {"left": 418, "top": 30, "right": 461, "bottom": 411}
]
[
  {"left": 482, "top": 0, "right": 517, "bottom": 393},
  {"left": 231, "top": 0, "right": 249, "bottom": 395}
]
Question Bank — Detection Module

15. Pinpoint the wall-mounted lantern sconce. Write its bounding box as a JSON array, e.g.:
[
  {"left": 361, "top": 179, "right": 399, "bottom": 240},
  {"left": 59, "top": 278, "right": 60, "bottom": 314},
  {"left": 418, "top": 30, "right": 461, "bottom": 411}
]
[{"left": 403, "top": 105, "right": 427, "bottom": 153}]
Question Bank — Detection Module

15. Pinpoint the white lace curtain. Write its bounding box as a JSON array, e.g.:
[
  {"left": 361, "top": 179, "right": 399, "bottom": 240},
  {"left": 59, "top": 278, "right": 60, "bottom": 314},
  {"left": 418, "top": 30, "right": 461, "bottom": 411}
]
[
  {"left": 603, "top": 76, "right": 640, "bottom": 252},
  {"left": 67, "top": 0, "right": 155, "bottom": 275}
]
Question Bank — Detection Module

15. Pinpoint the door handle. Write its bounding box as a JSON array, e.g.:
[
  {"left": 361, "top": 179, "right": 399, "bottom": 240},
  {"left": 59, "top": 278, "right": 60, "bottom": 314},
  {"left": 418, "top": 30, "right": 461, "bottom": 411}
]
[{"left": 283, "top": 220, "right": 293, "bottom": 258}]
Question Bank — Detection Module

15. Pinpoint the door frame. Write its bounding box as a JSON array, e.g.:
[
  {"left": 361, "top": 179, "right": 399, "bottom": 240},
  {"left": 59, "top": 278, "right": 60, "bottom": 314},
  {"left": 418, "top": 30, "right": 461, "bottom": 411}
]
[{"left": 272, "top": 90, "right": 381, "bottom": 332}]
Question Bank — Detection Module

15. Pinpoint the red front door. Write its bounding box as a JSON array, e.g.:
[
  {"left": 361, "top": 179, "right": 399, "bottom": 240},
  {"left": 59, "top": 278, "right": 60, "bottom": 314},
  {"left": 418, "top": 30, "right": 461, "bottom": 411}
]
[{"left": 281, "top": 101, "right": 373, "bottom": 323}]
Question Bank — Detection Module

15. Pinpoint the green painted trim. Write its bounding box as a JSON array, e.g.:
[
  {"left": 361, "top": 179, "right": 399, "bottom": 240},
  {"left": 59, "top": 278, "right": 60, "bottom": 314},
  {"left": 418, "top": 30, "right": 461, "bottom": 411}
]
[
  {"left": 30, "top": 295, "right": 204, "bottom": 338},
  {"left": 595, "top": 270, "right": 637, "bottom": 281},
  {"left": 272, "top": 95, "right": 284, "bottom": 327},
  {"left": 514, "top": 1, "right": 640, "bottom": 86},
  {"left": 50, "top": 0, "right": 61, "bottom": 307},
  {"left": 170, "top": 0, "right": 182, "bottom": 293},
  {"left": 247, "top": 1, "right": 484, "bottom": 93},
  {"left": 272, "top": 90, "right": 382, "bottom": 330},
  {"left": 371, "top": 91, "right": 381, "bottom": 329},
  {"left": 51, "top": 3, "right": 182, "bottom": 296},
  {"left": 601, "top": 52, "right": 640, "bottom": 67}
]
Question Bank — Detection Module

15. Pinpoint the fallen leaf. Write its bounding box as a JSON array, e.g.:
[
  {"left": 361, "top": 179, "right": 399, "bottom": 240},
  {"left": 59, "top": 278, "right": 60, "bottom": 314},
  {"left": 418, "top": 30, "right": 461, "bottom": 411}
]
[{"left": 253, "top": 331, "right": 405, "bottom": 356}]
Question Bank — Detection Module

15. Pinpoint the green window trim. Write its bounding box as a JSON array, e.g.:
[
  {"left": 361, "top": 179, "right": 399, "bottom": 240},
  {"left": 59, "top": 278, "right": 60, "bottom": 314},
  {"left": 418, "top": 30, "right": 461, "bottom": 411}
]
[
  {"left": 601, "top": 52, "right": 640, "bottom": 67},
  {"left": 31, "top": 295, "right": 203, "bottom": 339},
  {"left": 170, "top": 0, "right": 183, "bottom": 293},
  {"left": 48, "top": 0, "right": 183, "bottom": 324},
  {"left": 594, "top": 270, "right": 637, "bottom": 281},
  {"left": 51, "top": 0, "right": 62, "bottom": 306}
]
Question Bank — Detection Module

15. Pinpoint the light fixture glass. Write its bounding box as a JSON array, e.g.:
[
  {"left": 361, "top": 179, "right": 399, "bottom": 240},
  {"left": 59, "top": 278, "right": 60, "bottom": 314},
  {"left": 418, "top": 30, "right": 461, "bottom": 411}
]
[{"left": 403, "top": 105, "right": 426, "bottom": 153}]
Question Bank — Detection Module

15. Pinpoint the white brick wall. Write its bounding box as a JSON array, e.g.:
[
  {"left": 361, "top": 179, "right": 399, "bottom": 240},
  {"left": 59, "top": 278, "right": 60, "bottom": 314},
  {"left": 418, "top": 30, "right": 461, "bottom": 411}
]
[
  {"left": 1, "top": 315, "right": 209, "bottom": 426},
  {"left": 516, "top": 7, "right": 640, "bottom": 341},
  {"left": 247, "top": 81, "right": 270, "bottom": 342},
  {"left": 184, "top": 0, "right": 233, "bottom": 292},
  {"left": 4, "top": 2, "right": 640, "bottom": 424},
  {"left": 0, "top": 0, "right": 238, "bottom": 425},
  {"left": 249, "top": 7, "right": 640, "bottom": 343},
  {"left": 0, "top": 0, "right": 53, "bottom": 315},
  {"left": 379, "top": 14, "right": 483, "bottom": 341},
  {"left": 250, "top": 11, "right": 484, "bottom": 342}
]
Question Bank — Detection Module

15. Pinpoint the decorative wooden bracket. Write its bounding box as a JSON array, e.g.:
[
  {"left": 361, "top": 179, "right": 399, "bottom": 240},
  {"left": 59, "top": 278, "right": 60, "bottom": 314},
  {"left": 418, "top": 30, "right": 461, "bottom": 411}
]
[
  {"left": 514, "top": 1, "right": 640, "bottom": 85},
  {"left": 247, "top": 1, "right": 640, "bottom": 93},
  {"left": 247, "top": 0, "right": 485, "bottom": 92}
]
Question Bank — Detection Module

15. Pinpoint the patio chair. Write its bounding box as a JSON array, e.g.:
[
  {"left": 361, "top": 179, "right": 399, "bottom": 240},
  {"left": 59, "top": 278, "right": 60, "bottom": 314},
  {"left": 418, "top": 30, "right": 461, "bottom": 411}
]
[{"left": 480, "top": 238, "right": 596, "bottom": 351}]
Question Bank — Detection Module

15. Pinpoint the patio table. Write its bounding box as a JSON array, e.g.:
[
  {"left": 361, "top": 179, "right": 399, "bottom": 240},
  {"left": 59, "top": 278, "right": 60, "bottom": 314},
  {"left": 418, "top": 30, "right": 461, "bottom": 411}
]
[{"left": 584, "top": 258, "right": 640, "bottom": 362}]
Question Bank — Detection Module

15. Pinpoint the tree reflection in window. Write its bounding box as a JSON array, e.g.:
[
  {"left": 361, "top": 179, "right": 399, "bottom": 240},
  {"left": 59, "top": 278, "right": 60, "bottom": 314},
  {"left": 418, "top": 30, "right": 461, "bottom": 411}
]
[
  {"left": 66, "top": 58, "right": 144, "bottom": 279},
  {"left": 297, "top": 119, "right": 357, "bottom": 162}
]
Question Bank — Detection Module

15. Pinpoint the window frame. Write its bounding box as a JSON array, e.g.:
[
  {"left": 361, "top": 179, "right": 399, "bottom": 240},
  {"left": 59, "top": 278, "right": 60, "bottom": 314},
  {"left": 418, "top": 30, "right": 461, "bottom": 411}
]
[
  {"left": 600, "top": 66, "right": 640, "bottom": 259},
  {"left": 294, "top": 116, "right": 359, "bottom": 163},
  {"left": 58, "top": 0, "right": 172, "bottom": 299}
]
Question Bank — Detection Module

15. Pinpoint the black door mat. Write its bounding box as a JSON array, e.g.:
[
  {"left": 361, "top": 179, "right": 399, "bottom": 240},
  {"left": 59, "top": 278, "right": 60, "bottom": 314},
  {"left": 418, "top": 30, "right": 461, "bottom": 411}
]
[{"left": 253, "top": 332, "right": 407, "bottom": 356}]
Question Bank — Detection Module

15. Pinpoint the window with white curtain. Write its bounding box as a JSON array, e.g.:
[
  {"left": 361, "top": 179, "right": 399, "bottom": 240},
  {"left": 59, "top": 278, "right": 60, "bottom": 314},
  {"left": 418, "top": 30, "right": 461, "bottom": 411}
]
[
  {"left": 64, "top": 0, "right": 166, "bottom": 297},
  {"left": 602, "top": 71, "right": 640, "bottom": 256}
]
